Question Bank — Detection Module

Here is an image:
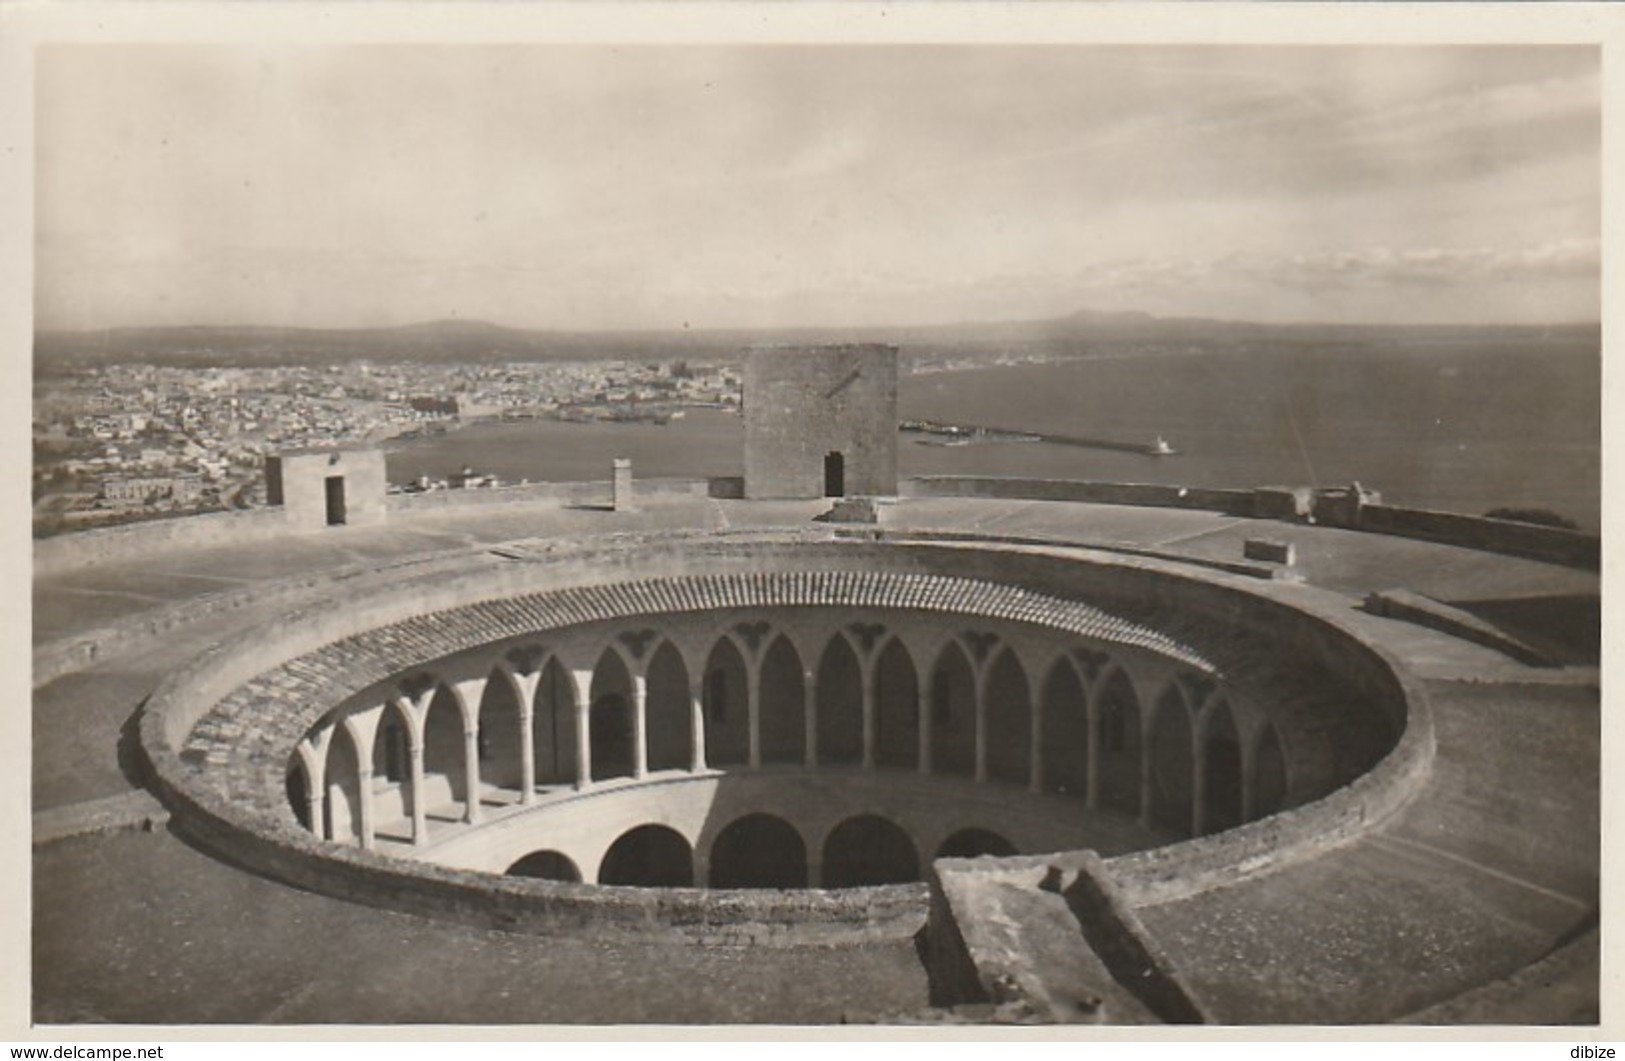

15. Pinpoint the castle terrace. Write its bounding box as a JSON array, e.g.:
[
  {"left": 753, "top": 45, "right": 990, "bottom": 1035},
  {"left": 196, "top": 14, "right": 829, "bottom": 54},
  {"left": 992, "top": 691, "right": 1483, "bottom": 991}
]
[{"left": 31, "top": 476, "right": 1599, "bottom": 1025}]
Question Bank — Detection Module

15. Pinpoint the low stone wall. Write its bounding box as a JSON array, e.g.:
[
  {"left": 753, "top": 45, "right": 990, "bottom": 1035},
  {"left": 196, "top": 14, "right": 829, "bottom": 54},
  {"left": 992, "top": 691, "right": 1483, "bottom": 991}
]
[
  {"left": 33, "top": 547, "right": 482, "bottom": 688},
  {"left": 385, "top": 477, "right": 709, "bottom": 514},
  {"left": 903, "top": 476, "right": 1258, "bottom": 516},
  {"left": 1048, "top": 855, "right": 1210, "bottom": 1022},
  {"left": 902, "top": 476, "right": 1600, "bottom": 571},
  {"left": 33, "top": 478, "right": 713, "bottom": 578},
  {"left": 33, "top": 507, "right": 293, "bottom": 578},
  {"left": 1354, "top": 504, "right": 1598, "bottom": 570},
  {"left": 155, "top": 773, "right": 928, "bottom": 947},
  {"left": 1364, "top": 589, "right": 1552, "bottom": 667}
]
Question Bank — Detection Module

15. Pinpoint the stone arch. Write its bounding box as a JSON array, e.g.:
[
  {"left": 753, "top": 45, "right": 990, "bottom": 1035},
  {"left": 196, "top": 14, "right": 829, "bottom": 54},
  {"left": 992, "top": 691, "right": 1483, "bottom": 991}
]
[
  {"left": 1095, "top": 665, "right": 1142, "bottom": 817},
  {"left": 506, "top": 850, "right": 582, "bottom": 883},
  {"left": 534, "top": 657, "right": 578, "bottom": 786},
  {"left": 936, "top": 827, "right": 1017, "bottom": 860},
  {"left": 1041, "top": 657, "right": 1088, "bottom": 798},
  {"left": 1150, "top": 683, "right": 1195, "bottom": 836},
  {"left": 1254, "top": 721, "right": 1288, "bottom": 820},
  {"left": 703, "top": 635, "right": 750, "bottom": 767},
  {"left": 423, "top": 684, "right": 466, "bottom": 816},
  {"left": 477, "top": 667, "right": 524, "bottom": 793},
  {"left": 598, "top": 824, "right": 694, "bottom": 887},
  {"left": 708, "top": 814, "right": 808, "bottom": 889},
  {"left": 930, "top": 641, "right": 977, "bottom": 778},
  {"left": 985, "top": 647, "right": 1031, "bottom": 786},
  {"left": 1202, "top": 698, "right": 1244, "bottom": 835},
  {"left": 645, "top": 639, "right": 691, "bottom": 773},
  {"left": 822, "top": 815, "right": 918, "bottom": 888},
  {"left": 589, "top": 647, "right": 636, "bottom": 781},
  {"left": 324, "top": 724, "right": 363, "bottom": 844},
  {"left": 758, "top": 634, "right": 806, "bottom": 765},
  {"left": 374, "top": 702, "right": 412, "bottom": 786},
  {"left": 816, "top": 632, "right": 863, "bottom": 765},
  {"left": 874, "top": 636, "right": 919, "bottom": 770}
]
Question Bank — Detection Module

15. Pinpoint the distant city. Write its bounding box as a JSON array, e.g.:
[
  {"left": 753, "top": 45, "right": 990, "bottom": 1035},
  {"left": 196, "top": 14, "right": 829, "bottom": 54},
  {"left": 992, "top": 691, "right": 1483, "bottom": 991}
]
[
  {"left": 31, "top": 357, "right": 749, "bottom": 535},
  {"left": 31, "top": 319, "right": 1138, "bottom": 536}
]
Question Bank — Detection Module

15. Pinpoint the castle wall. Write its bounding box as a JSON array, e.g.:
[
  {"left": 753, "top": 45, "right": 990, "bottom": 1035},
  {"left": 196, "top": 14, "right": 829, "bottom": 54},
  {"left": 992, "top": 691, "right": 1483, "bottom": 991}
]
[
  {"left": 140, "top": 534, "right": 1427, "bottom": 944},
  {"left": 744, "top": 344, "right": 898, "bottom": 499}
]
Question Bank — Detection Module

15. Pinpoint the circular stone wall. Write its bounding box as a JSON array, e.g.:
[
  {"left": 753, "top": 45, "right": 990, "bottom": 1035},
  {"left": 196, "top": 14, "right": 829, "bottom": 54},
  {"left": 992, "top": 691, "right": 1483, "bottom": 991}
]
[{"left": 140, "top": 531, "right": 1431, "bottom": 944}]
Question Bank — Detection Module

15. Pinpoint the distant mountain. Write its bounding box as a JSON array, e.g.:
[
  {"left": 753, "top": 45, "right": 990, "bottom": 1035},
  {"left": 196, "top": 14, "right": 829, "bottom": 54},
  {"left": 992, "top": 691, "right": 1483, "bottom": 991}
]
[{"left": 34, "top": 310, "right": 1599, "bottom": 372}]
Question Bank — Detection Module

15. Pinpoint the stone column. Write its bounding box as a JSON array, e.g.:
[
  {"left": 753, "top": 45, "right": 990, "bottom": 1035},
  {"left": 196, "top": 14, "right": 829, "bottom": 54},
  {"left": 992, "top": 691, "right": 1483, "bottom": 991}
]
[
  {"left": 306, "top": 785, "right": 326, "bottom": 842},
  {"left": 1138, "top": 723, "right": 1155, "bottom": 830},
  {"left": 1028, "top": 683, "right": 1044, "bottom": 795},
  {"left": 803, "top": 670, "right": 819, "bottom": 769},
  {"left": 452, "top": 677, "right": 489, "bottom": 826},
  {"left": 1085, "top": 687, "right": 1102, "bottom": 811},
  {"left": 973, "top": 670, "right": 989, "bottom": 785},
  {"left": 1240, "top": 732, "right": 1258, "bottom": 824},
  {"left": 461, "top": 724, "right": 482, "bottom": 825},
  {"left": 860, "top": 661, "right": 877, "bottom": 771},
  {"left": 632, "top": 674, "right": 649, "bottom": 779},
  {"left": 917, "top": 672, "right": 933, "bottom": 776},
  {"left": 410, "top": 742, "right": 429, "bottom": 846},
  {"left": 1191, "top": 743, "right": 1207, "bottom": 837},
  {"left": 689, "top": 679, "right": 708, "bottom": 772},
  {"left": 343, "top": 708, "right": 383, "bottom": 850},
  {"left": 509, "top": 669, "right": 541, "bottom": 806},
  {"left": 747, "top": 662, "right": 762, "bottom": 770},
  {"left": 572, "top": 669, "right": 594, "bottom": 788},
  {"left": 355, "top": 764, "right": 376, "bottom": 850}
]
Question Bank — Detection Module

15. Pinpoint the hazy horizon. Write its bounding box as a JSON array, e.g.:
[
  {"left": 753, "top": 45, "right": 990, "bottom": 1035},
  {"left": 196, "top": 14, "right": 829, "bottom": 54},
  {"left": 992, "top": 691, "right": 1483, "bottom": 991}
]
[
  {"left": 31, "top": 306, "right": 1606, "bottom": 339},
  {"left": 36, "top": 45, "right": 1600, "bottom": 333}
]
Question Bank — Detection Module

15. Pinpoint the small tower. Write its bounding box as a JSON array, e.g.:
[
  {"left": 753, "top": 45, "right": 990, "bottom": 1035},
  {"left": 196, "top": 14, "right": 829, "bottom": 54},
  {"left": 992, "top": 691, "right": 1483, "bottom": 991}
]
[
  {"left": 743, "top": 344, "right": 899, "bottom": 500},
  {"left": 264, "top": 446, "right": 387, "bottom": 531}
]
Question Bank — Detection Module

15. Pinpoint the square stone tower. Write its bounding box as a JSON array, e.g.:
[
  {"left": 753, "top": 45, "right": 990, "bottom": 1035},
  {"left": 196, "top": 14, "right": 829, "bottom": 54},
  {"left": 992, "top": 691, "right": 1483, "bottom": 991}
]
[
  {"left": 743, "top": 344, "right": 899, "bottom": 499},
  {"left": 265, "top": 446, "right": 387, "bottom": 531}
]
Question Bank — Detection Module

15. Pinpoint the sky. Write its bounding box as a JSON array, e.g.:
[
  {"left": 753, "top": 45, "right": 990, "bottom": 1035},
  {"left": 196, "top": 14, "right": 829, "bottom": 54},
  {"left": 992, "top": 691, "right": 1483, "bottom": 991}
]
[{"left": 34, "top": 44, "right": 1602, "bottom": 331}]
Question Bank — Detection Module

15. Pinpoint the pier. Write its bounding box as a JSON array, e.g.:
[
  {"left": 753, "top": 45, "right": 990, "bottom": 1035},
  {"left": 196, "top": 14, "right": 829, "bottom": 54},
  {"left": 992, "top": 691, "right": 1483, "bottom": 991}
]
[{"left": 900, "top": 418, "right": 1177, "bottom": 457}]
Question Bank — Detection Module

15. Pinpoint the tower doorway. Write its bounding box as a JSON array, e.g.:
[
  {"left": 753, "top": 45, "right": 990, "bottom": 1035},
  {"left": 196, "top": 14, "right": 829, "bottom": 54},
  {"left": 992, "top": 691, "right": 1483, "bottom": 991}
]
[
  {"left": 325, "top": 475, "right": 347, "bottom": 526},
  {"left": 824, "top": 451, "right": 845, "bottom": 497}
]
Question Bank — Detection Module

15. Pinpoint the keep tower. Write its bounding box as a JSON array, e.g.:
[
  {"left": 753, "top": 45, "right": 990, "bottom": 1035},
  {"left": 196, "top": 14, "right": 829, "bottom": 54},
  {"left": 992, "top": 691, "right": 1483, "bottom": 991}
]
[{"left": 743, "top": 343, "right": 899, "bottom": 500}]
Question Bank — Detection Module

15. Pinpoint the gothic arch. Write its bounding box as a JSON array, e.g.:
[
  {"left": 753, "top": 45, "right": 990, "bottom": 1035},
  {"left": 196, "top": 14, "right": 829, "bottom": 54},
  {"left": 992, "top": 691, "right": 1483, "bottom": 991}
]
[
  {"left": 816, "top": 632, "right": 863, "bottom": 765},
  {"left": 874, "top": 636, "right": 919, "bottom": 770},
  {"left": 1041, "top": 656, "right": 1088, "bottom": 798},
  {"left": 758, "top": 634, "right": 807, "bottom": 765},
  {"left": 645, "top": 639, "right": 691, "bottom": 773}
]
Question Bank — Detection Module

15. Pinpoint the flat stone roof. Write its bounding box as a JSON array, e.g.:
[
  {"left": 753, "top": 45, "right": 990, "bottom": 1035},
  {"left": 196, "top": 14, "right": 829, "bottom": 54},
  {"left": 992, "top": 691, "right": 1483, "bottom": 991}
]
[{"left": 30, "top": 493, "right": 1600, "bottom": 1025}]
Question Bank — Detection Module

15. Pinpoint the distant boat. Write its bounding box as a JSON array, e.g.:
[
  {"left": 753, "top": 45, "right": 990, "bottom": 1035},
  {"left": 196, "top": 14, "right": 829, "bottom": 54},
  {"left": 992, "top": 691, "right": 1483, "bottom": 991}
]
[{"left": 1148, "top": 435, "right": 1178, "bottom": 456}]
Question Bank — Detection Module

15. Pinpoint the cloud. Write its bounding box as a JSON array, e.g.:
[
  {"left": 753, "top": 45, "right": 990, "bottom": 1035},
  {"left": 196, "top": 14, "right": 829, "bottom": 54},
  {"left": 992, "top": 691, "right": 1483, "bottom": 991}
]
[
  {"left": 1238, "top": 239, "right": 1601, "bottom": 292},
  {"left": 1053, "top": 239, "right": 1599, "bottom": 298}
]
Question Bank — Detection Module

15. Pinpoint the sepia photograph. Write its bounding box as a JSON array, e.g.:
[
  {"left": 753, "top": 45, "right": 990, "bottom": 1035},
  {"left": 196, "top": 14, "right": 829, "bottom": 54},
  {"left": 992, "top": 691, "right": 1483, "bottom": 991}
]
[{"left": 12, "top": 3, "right": 1616, "bottom": 1038}]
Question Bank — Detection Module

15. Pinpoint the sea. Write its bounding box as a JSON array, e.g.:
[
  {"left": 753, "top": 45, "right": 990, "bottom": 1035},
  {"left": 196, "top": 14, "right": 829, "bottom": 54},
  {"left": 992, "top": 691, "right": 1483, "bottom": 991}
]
[{"left": 383, "top": 337, "right": 1601, "bottom": 531}]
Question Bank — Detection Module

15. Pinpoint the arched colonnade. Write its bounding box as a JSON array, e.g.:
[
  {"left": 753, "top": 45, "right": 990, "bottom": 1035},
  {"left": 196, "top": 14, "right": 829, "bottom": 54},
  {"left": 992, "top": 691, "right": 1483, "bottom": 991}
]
[
  {"left": 505, "top": 814, "right": 1022, "bottom": 889},
  {"left": 288, "top": 609, "right": 1289, "bottom": 854}
]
